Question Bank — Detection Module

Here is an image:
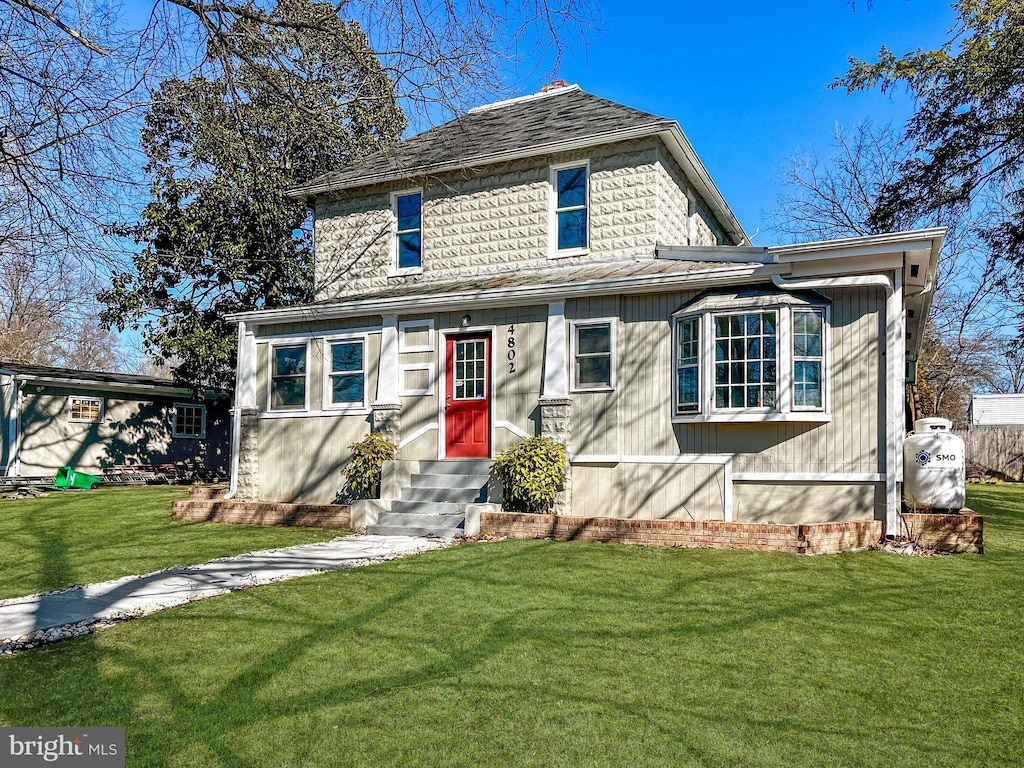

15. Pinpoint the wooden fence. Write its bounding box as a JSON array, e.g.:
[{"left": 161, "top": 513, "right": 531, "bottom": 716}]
[{"left": 955, "top": 427, "right": 1024, "bottom": 481}]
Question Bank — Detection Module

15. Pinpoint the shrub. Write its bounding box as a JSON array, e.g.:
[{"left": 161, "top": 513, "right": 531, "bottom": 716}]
[
  {"left": 341, "top": 433, "right": 397, "bottom": 500},
  {"left": 492, "top": 436, "right": 567, "bottom": 513}
]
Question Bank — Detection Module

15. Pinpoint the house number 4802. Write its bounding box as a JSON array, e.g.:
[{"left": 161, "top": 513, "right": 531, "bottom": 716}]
[{"left": 507, "top": 324, "right": 516, "bottom": 373}]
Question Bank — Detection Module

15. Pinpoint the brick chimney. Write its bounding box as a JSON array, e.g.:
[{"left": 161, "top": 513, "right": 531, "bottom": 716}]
[{"left": 541, "top": 80, "right": 569, "bottom": 93}]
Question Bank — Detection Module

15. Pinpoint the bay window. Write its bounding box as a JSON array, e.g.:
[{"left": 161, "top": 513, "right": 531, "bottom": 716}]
[{"left": 672, "top": 288, "right": 829, "bottom": 422}]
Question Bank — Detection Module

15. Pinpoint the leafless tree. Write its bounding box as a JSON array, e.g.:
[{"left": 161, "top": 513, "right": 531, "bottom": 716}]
[
  {"left": 768, "top": 121, "right": 1019, "bottom": 423},
  {"left": 0, "top": 0, "right": 596, "bottom": 372}
]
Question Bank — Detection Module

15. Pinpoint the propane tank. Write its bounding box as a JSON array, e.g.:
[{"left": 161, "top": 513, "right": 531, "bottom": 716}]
[{"left": 903, "top": 418, "right": 966, "bottom": 511}]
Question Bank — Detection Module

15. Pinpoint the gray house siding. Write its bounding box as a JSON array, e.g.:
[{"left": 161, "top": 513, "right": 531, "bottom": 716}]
[{"left": 8, "top": 385, "right": 230, "bottom": 476}]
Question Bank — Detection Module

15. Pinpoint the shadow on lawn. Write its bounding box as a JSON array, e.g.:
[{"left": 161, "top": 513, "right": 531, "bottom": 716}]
[{"left": 1, "top": 531, "right": 1021, "bottom": 766}]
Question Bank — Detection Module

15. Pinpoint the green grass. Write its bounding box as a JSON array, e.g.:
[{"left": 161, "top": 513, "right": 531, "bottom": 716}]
[
  {"left": 2, "top": 486, "right": 1023, "bottom": 766},
  {"left": 0, "top": 487, "right": 349, "bottom": 599}
]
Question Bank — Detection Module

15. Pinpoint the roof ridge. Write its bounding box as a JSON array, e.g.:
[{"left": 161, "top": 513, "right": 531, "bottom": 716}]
[{"left": 468, "top": 83, "right": 582, "bottom": 114}]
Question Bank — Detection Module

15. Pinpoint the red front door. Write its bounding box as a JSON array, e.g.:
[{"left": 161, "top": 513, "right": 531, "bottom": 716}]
[{"left": 445, "top": 334, "right": 491, "bottom": 458}]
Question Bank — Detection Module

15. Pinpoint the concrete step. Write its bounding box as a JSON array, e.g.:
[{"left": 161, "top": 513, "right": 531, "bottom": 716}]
[
  {"left": 401, "top": 486, "right": 485, "bottom": 503},
  {"left": 417, "top": 459, "right": 492, "bottom": 475},
  {"left": 390, "top": 499, "right": 466, "bottom": 516},
  {"left": 366, "top": 524, "right": 463, "bottom": 539},
  {"left": 376, "top": 512, "right": 465, "bottom": 528},
  {"left": 409, "top": 473, "right": 489, "bottom": 490}
]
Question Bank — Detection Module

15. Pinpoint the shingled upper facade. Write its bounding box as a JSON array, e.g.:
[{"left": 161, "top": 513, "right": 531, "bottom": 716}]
[{"left": 225, "top": 84, "right": 942, "bottom": 538}]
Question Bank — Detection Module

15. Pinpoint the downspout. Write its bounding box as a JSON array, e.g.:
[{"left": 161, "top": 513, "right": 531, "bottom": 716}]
[
  {"left": 772, "top": 272, "right": 904, "bottom": 538},
  {"left": 224, "top": 320, "right": 246, "bottom": 500}
]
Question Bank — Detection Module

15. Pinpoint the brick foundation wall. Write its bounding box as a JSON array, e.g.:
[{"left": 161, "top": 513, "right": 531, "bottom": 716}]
[
  {"left": 171, "top": 500, "right": 351, "bottom": 528},
  {"left": 187, "top": 485, "right": 229, "bottom": 501},
  {"left": 480, "top": 513, "right": 883, "bottom": 554},
  {"left": 902, "top": 512, "right": 983, "bottom": 554}
]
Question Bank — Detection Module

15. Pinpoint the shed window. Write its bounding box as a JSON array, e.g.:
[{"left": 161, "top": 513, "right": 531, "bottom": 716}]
[
  {"left": 174, "top": 403, "right": 206, "bottom": 438},
  {"left": 271, "top": 344, "right": 307, "bottom": 410},
  {"left": 68, "top": 396, "right": 102, "bottom": 423}
]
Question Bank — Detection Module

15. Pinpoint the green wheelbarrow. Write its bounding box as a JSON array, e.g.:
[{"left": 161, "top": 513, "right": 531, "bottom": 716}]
[{"left": 54, "top": 466, "right": 102, "bottom": 490}]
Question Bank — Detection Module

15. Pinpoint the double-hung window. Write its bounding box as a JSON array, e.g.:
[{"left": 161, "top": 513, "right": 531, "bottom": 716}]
[
  {"left": 672, "top": 287, "right": 829, "bottom": 422},
  {"left": 793, "top": 309, "right": 824, "bottom": 409},
  {"left": 551, "top": 161, "right": 589, "bottom": 255},
  {"left": 392, "top": 190, "right": 422, "bottom": 274},
  {"left": 325, "top": 338, "right": 366, "bottom": 410},
  {"left": 270, "top": 343, "right": 308, "bottom": 411},
  {"left": 571, "top": 320, "right": 615, "bottom": 391}
]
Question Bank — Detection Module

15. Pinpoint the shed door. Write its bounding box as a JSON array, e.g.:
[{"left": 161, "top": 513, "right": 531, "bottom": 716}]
[{"left": 445, "top": 334, "right": 491, "bottom": 458}]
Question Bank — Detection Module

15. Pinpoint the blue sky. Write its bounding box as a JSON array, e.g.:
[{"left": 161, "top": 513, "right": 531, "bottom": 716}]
[{"left": 543, "top": 0, "right": 959, "bottom": 244}]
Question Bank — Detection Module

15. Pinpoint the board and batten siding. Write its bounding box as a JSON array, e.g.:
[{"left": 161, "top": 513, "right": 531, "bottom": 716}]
[
  {"left": 253, "top": 326, "right": 380, "bottom": 502},
  {"left": 568, "top": 286, "right": 885, "bottom": 522},
  {"left": 397, "top": 306, "right": 547, "bottom": 459}
]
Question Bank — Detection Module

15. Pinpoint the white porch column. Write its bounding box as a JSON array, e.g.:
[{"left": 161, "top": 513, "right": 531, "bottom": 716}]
[
  {"left": 543, "top": 302, "right": 568, "bottom": 398},
  {"left": 885, "top": 268, "right": 904, "bottom": 537},
  {"left": 238, "top": 327, "right": 257, "bottom": 408},
  {"left": 376, "top": 315, "right": 400, "bottom": 405}
]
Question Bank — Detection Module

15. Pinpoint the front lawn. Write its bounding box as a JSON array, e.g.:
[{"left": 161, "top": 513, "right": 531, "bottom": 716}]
[
  {"left": 0, "top": 486, "right": 349, "bottom": 599},
  {"left": 1, "top": 486, "right": 1022, "bottom": 766}
]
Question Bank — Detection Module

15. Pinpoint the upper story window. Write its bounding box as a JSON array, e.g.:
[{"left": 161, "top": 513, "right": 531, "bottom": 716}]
[
  {"left": 551, "top": 161, "right": 589, "bottom": 256},
  {"left": 392, "top": 189, "right": 422, "bottom": 274},
  {"left": 672, "top": 287, "right": 830, "bottom": 423},
  {"left": 173, "top": 403, "right": 206, "bottom": 438},
  {"left": 571, "top": 319, "right": 615, "bottom": 391},
  {"left": 270, "top": 343, "right": 308, "bottom": 411},
  {"left": 325, "top": 338, "right": 366, "bottom": 410},
  {"left": 68, "top": 396, "right": 103, "bottom": 423}
]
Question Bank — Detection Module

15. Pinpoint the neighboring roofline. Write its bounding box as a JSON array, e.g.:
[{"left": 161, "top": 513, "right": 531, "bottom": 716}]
[
  {"left": 288, "top": 119, "right": 749, "bottom": 247},
  {"left": 227, "top": 262, "right": 779, "bottom": 325},
  {"left": 971, "top": 393, "right": 1024, "bottom": 399},
  {"left": 0, "top": 367, "right": 225, "bottom": 399}
]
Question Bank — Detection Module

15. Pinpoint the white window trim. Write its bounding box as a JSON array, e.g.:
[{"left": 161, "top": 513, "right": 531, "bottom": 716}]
[
  {"left": 322, "top": 334, "right": 369, "bottom": 412},
  {"left": 172, "top": 402, "right": 207, "bottom": 439},
  {"left": 268, "top": 339, "right": 311, "bottom": 413},
  {"left": 569, "top": 317, "right": 616, "bottom": 392},
  {"left": 68, "top": 396, "right": 103, "bottom": 423},
  {"left": 399, "top": 362, "right": 436, "bottom": 396},
  {"left": 549, "top": 159, "right": 590, "bottom": 258},
  {"left": 398, "top": 319, "right": 435, "bottom": 353},
  {"left": 672, "top": 303, "right": 830, "bottom": 424},
  {"left": 390, "top": 187, "right": 424, "bottom": 277}
]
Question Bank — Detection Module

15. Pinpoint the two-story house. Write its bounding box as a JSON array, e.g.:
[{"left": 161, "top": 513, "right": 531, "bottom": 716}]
[{"left": 223, "top": 83, "right": 941, "bottom": 541}]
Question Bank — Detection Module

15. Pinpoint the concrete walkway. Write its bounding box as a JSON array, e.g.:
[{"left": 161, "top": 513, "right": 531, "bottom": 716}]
[{"left": 0, "top": 535, "right": 446, "bottom": 651}]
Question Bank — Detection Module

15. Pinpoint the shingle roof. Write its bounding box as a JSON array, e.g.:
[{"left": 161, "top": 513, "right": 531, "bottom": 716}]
[
  {"left": 0, "top": 361, "right": 179, "bottom": 388},
  {"left": 291, "top": 86, "right": 675, "bottom": 197}
]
